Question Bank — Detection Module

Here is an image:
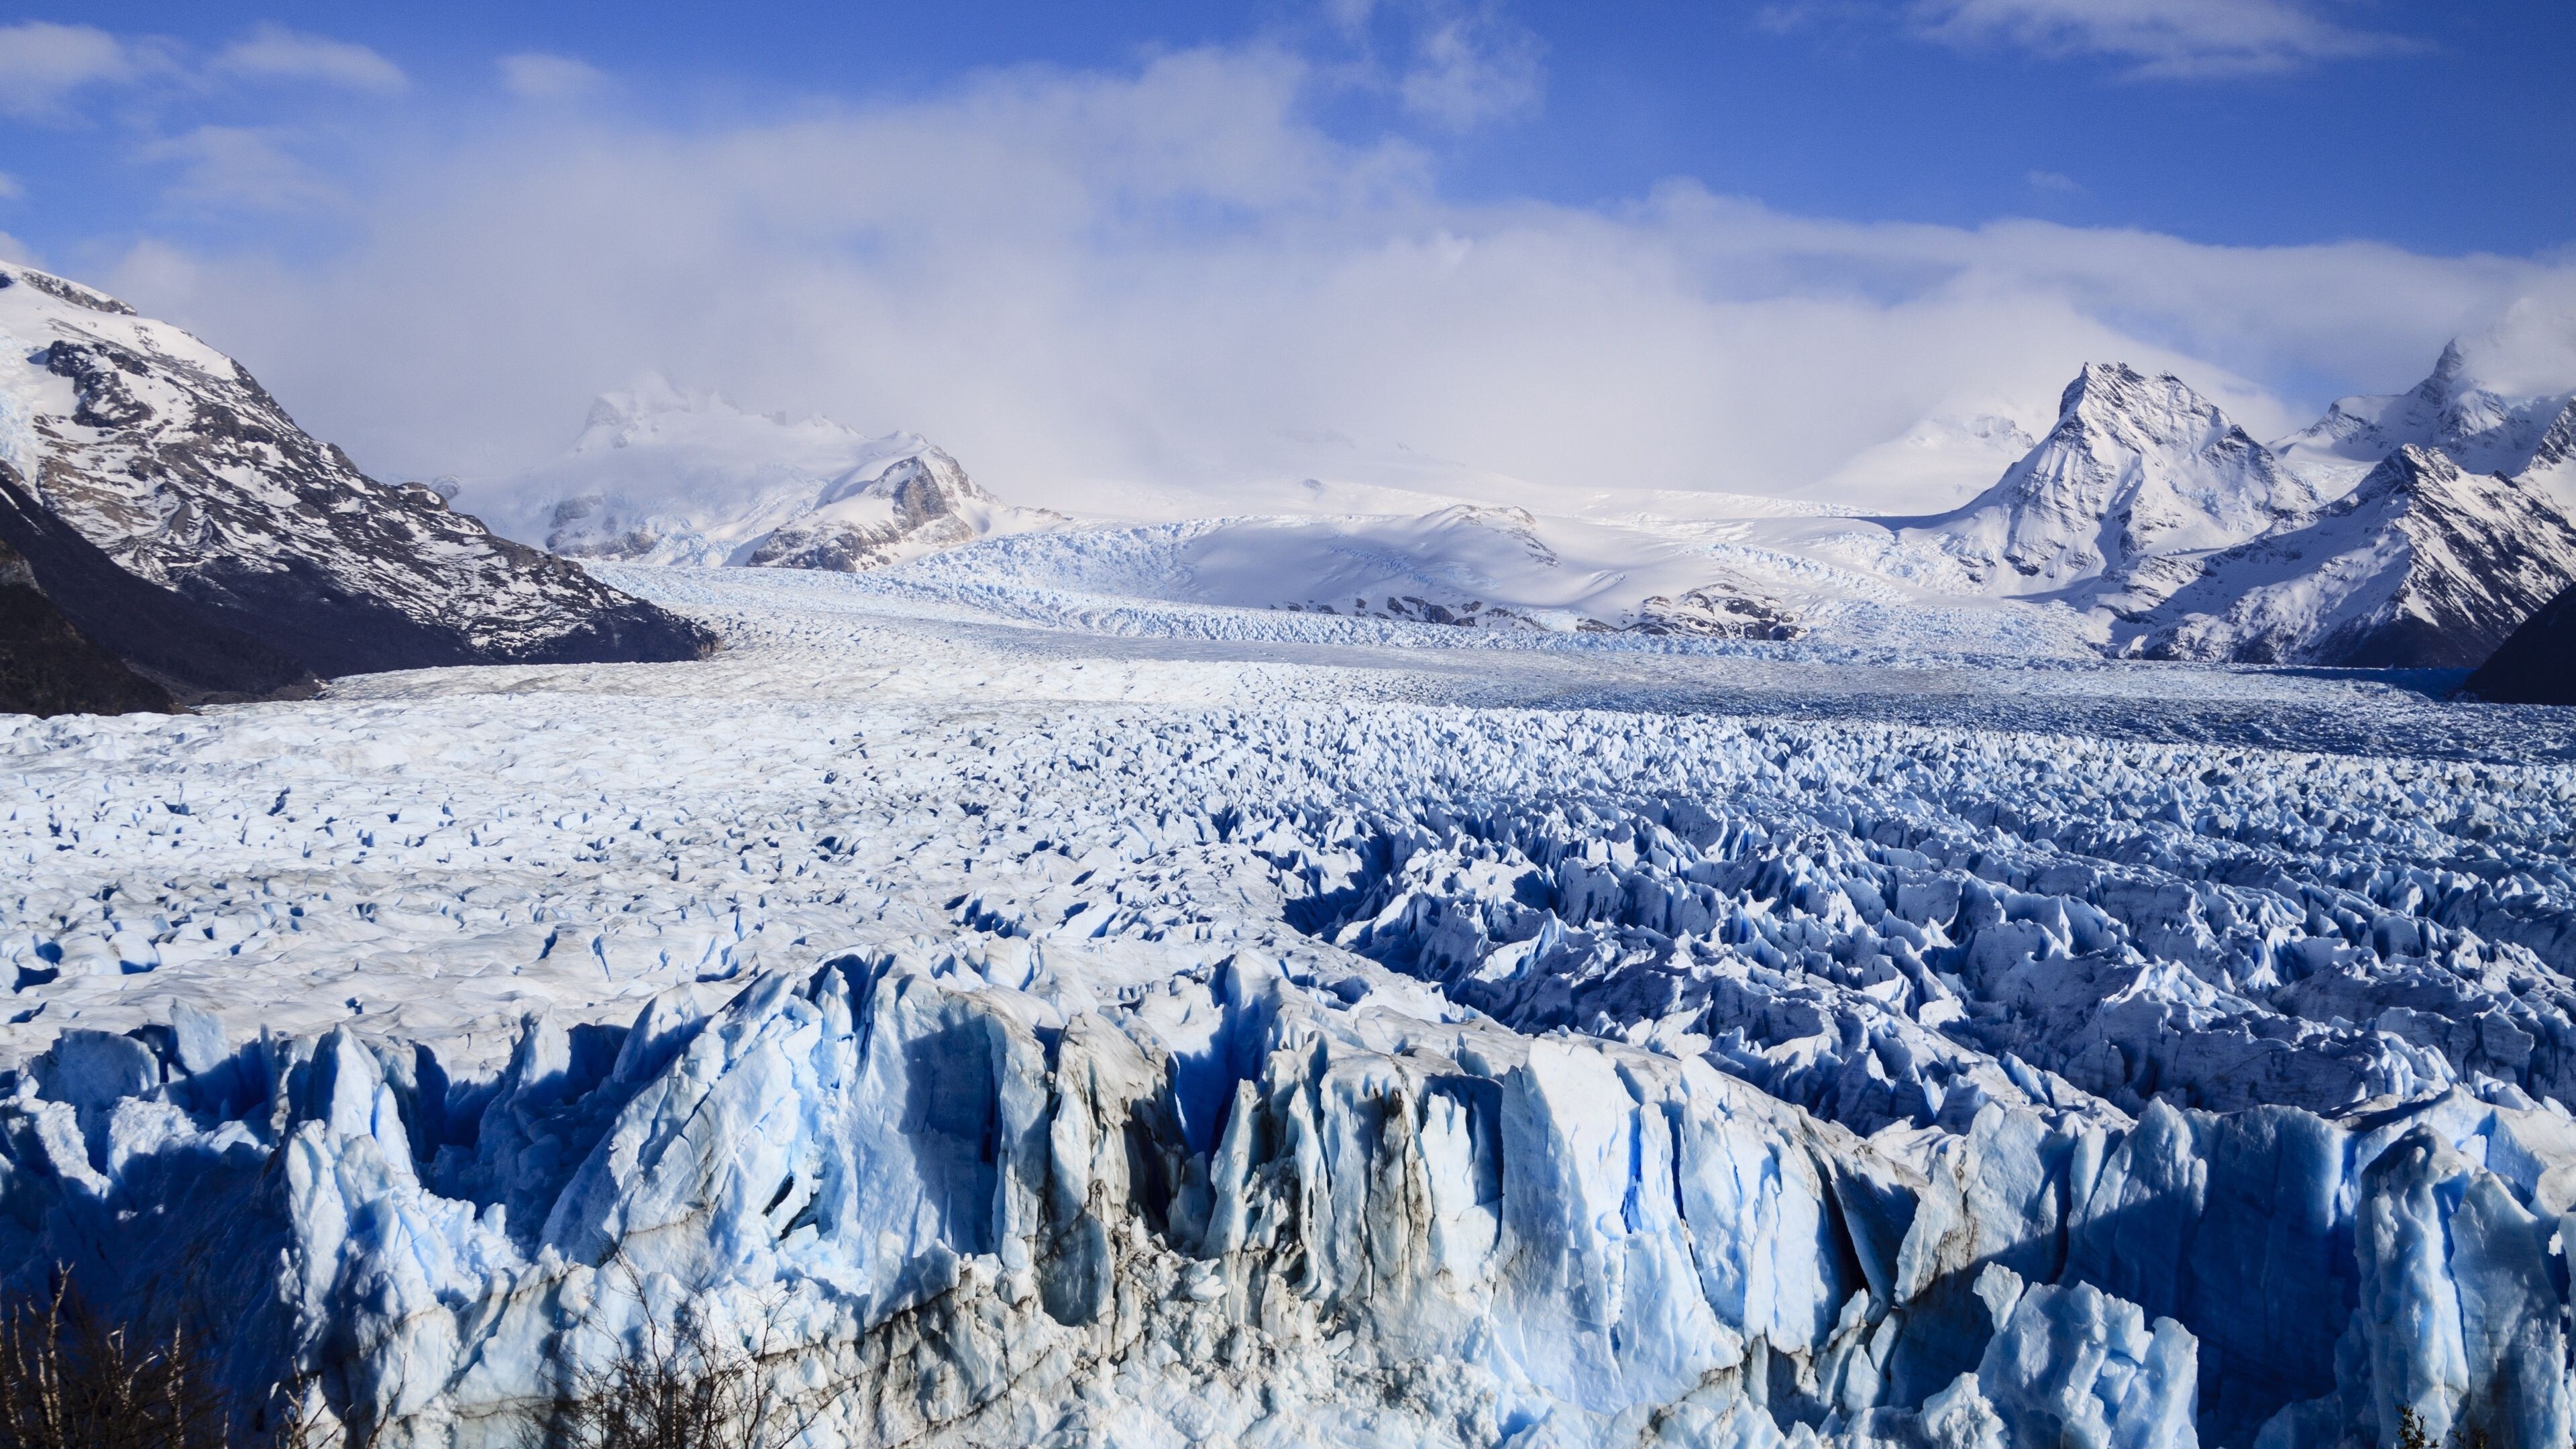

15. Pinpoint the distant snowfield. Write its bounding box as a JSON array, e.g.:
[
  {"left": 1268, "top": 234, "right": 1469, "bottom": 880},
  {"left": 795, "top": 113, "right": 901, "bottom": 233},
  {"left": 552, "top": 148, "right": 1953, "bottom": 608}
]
[
  {"left": 5, "top": 559, "right": 2555, "bottom": 1067},
  {"left": 6, "top": 564, "right": 2565, "bottom": 1071},
  {"left": 10, "top": 566, "right": 2576, "bottom": 1448}
]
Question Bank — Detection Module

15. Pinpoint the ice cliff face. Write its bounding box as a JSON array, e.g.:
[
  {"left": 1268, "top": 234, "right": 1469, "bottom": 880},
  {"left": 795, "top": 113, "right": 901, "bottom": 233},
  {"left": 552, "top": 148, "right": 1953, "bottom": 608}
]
[
  {"left": 0, "top": 266, "right": 712, "bottom": 679},
  {"left": 2132, "top": 447, "right": 2576, "bottom": 668},
  {"left": 9, "top": 941, "right": 2576, "bottom": 1448},
  {"left": 1911, "top": 364, "right": 2317, "bottom": 613},
  {"left": 468, "top": 380, "right": 1062, "bottom": 571}
]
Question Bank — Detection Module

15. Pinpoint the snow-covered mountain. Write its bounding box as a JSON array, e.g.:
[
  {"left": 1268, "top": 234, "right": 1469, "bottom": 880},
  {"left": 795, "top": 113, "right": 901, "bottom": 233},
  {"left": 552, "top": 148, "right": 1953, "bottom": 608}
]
[
  {"left": 2130, "top": 445, "right": 2576, "bottom": 667},
  {"left": 1907, "top": 363, "right": 2317, "bottom": 614},
  {"left": 0, "top": 264, "right": 712, "bottom": 681},
  {"left": 2520, "top": 402, "right": 2576, "bottom": 513},
  {"left": 2275, "top": 339, "right": 2576, "bottom": 495},
  {"left": 466, "top": 379, "right": 1062, "bottom": 570},
  {"left": 0, "top": 464, "right": 312, "bottom": 703}
]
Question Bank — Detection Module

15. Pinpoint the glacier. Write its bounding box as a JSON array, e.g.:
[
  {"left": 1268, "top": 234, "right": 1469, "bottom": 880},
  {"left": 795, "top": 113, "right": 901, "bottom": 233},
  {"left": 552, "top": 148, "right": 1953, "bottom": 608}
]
[{"left": 5, "top": 566, "right": 2576, "bottom": 1446}]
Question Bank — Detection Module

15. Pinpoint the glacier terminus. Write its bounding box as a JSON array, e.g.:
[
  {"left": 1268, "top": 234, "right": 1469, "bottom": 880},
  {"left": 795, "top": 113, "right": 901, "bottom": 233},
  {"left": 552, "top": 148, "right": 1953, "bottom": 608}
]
[{"left": 9, "top": 557, "right": 2576, "bottom": 1448}]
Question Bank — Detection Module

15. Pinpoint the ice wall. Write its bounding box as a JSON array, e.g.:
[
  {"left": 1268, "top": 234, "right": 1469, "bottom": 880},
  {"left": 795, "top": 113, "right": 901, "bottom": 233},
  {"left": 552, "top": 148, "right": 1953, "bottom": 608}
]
[{"left": 4, "top": 949, "right": 2571, "bottom": 1447}]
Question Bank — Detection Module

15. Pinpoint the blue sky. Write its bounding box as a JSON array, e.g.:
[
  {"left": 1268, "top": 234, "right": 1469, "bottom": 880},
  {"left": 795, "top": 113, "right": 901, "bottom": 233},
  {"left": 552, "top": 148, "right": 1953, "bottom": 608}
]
[{"left": 3, "top": 1, "right": 2573, "bottom": 496}]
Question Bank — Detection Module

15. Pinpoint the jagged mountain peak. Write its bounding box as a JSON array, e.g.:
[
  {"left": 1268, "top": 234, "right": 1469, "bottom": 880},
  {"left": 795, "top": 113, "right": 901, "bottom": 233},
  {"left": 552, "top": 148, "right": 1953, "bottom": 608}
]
[
  {"left": 2361, "top": 441, "right": 2476, "bottom": 496},
  {"left": 2278, "top": 337, "right": 2576, "bottom": 489},
  {"left": 474, "top": 392, "right": 1053, "bottom": 572},
  {"left": 812, "top": 441, "right": 981, "bottom": 508},
  {"left": 0, "top": 261, "right": 713, "bottom": 680},
  {"left": 2052, "top": 362, "right": 2263, "bottom": 452},
  {"left": 1915, "top": 362, "right": 2314, "bottom": 605},
  {"left": 744, "top": 443, "right": 1035, "bottom": 572},
  {"left": 2134, "top": 441, "right": 2576, "bottom": 668}
]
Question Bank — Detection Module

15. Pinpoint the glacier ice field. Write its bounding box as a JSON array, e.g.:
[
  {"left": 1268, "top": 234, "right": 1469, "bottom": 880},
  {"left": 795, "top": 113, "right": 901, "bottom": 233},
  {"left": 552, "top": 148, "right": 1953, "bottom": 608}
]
[{"left": 6, "top": 565, "right": 2576, "bottom": 1447}]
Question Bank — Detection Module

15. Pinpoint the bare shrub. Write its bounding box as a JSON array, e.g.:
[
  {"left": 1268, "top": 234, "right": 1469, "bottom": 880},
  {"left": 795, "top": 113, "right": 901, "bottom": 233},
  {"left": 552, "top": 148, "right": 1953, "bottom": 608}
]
[
  {"left": 2392, "top": 1404, "right": 2497, "bottom": 1449},
  {"left": 0, "top": 1273, "right": 229, "bottom": 1449},
  {"left": 535, "top": 1303, "right": 824, "bottom": 1449}
]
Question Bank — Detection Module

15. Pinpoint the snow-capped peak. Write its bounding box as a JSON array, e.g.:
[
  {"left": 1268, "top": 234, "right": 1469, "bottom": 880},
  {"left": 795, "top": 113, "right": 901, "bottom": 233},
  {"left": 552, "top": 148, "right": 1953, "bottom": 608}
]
[
  {"left": 2277, "top": 337, "right": 2576, "bottom": 491},
  {"left": 2512, "top": 396, "right": 2576, "bottom": 515},
  {"left": 2133, "top": 443, "right": 2576, "bottom": 667},
  {"left": 1911, "top": 361, "right": 2315, "bottom": 606},
  {"left": 466, "top": 386, "right": 1056, "bottom": 570}
]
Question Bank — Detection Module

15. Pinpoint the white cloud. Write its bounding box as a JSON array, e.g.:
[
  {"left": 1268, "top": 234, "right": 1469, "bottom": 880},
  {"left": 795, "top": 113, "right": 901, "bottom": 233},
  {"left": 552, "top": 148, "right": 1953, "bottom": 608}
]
[
  {"left": 1397, "top": 9, "right": 1544, "bottom": 129},
  {"left": 2025, "top": 169, "right": 2082, "bottom": 194},
  {"left": 0, "top": 172, "right": 22, "bottom": 201},
  {"left": 94, "top": 42, "right": 2571, "bottom": 508},
  {"left": 142, "top": 126, "right": 342, "bottom": 212},
  {"left": 0, "top": 231, "right": 36, "bottom": 264},
  {"left": 498, "top": 52, "right": 608, "bottom": 101},
  {"left": 1328, "top": 0, "right": 1544, "bottom": 130},
  {"left": 213, "top": 24, "right": 407, "bottom": 94},
  {"left": 0, "top": 20, "right": 143, "bottom": 119},
  {"left": 1913, "top": 0, "right": 2418, "bottom": 78}
]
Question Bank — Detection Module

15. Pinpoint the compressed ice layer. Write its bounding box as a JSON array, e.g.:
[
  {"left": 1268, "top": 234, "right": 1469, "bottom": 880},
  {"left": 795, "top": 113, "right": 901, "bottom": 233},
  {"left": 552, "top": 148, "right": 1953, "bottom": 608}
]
[{"left": 3, "top": 566, "right": 2575, "bottom": 1446}]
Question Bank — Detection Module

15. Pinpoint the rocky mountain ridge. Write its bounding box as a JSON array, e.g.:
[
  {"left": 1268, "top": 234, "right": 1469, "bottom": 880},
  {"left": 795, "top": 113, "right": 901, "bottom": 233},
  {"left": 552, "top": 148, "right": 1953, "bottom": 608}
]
[
  {"left": 2131, "top": 445, "right": 2576, "bottom": 667},
  {"left": 0, "top": 263, "right": 713, "bottom": 695},
  {"left": 2275, "top": 339, "right": 2576, "bottom": 491}
]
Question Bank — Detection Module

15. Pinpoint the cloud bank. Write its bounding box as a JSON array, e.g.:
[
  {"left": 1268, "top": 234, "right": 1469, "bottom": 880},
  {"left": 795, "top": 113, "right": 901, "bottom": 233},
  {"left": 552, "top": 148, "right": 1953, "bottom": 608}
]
[{"left": 78, "top": 38, "right": 2575, "bottom": 513}]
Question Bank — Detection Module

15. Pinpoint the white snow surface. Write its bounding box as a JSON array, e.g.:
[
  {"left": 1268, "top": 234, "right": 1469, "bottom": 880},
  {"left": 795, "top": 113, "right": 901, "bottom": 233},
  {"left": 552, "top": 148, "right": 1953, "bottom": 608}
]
[{"left": 7, "top": 566, "right": 2576, "bottom": 1447}]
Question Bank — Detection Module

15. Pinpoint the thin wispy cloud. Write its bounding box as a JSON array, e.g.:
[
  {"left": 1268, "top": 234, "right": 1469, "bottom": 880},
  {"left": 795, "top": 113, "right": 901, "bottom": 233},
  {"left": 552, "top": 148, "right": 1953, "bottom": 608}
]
[
  {"left": 211, "top": 24, "right": 408, "bottom": 93},
  {"left": 1328, "top": 0, "right": 1546, "bottom": 129},
  {"left": 142, "top": 125, "right": 344, "bottom": 213},
  {"left": 0, "top": 19, "right": 405, "bottom": 127},
  {"left": 498, "top": 53, "right": 608, "bottom": 101},
  {"left": 2025, "top": 168, "right": 2083, "bottom": 194},
  {"left": 1913, "top": 0, "right": 2420, "bottom": 78},
  {"left": 0, "top": 20, "right": 152, "bottom": 120}
]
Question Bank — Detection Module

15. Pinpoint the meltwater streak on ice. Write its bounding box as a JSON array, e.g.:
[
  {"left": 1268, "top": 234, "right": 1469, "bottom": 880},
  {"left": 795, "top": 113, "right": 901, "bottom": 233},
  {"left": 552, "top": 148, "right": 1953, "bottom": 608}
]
[{"left": 4, "top": 567, "right": 2576, "bottom": 1447}]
